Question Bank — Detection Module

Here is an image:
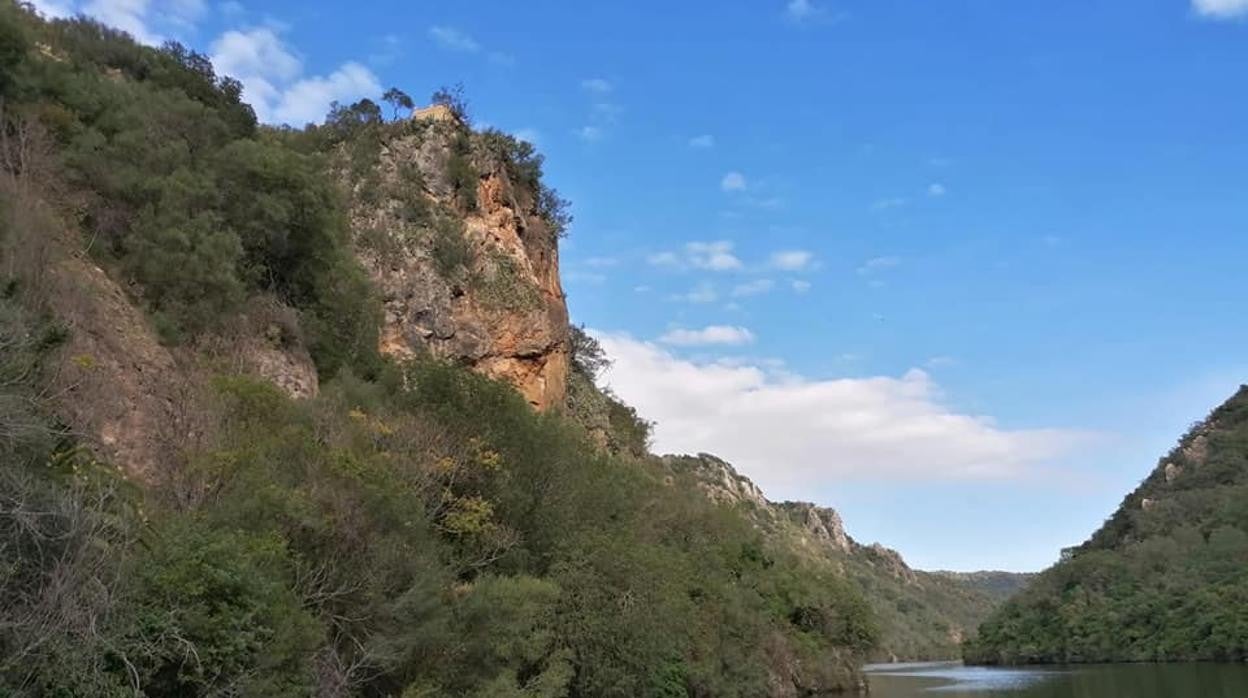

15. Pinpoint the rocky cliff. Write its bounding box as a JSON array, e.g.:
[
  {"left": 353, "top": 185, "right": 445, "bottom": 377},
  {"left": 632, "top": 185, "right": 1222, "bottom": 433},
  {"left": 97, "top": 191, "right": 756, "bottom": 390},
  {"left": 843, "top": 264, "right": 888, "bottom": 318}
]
[{"left": 342, "top": 108, "right": 570, "bottom": 409}]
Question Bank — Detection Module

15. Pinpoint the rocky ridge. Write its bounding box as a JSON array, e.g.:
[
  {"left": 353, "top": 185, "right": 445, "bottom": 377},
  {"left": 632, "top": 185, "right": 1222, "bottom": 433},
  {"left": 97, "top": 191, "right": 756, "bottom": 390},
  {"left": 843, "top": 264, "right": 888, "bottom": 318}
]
[
  {"left": 344, "top": 109, "right": 570, "bottom": 410},
  {"left": 662, "top": 452, "right": 1034, "bottom": 660}
]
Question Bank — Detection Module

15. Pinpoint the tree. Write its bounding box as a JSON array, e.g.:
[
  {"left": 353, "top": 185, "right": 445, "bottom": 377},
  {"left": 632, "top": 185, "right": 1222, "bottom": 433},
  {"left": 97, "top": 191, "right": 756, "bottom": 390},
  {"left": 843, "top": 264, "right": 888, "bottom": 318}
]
[
  {"left": 382, "top": 87, "right": 414, "bottom": 120},
  {"left": 569, "top": 325, "right": 610, "bottom": 378},
  {"left": 430, "top": 83, "right": 470, "bottom": 123}
]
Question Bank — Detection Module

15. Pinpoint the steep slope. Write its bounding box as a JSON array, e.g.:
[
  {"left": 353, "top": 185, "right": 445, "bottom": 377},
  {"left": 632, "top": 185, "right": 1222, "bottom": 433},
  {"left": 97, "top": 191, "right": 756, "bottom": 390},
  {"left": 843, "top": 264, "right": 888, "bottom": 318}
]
[
  {"left": 336, "top": 104, "right": 570, "bottom": 409},
  {"left": 664, "top": 454, "right": 1033, "bottom": 661},
  {"left": 966, "top": 386, "right": 1248, "bottom": 665},
  {"left": 0, "top": 6, "right": 875, "bottom": 696}
]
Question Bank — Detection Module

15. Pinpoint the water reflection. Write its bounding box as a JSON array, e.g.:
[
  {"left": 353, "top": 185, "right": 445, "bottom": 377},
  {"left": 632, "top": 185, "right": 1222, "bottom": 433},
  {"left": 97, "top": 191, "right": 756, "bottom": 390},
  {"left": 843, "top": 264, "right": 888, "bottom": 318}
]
[{"left": 864, "top": 661, "right": 1248, "bottom": 697}]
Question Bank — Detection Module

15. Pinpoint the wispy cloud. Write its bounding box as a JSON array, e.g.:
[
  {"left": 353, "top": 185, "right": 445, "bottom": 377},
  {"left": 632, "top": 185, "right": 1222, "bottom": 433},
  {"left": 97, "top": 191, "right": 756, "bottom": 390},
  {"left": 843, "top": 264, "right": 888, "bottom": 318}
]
[
  {"left": 689, "top": 134, "right": 715, "bottom": 148},
  {"left": 871, "top": 197, "right": 908, "bottom": 211},
  {"left": 784, "top": 0, "right": 823, "bottom": 22},
  {"left": 428, "top": 25, "right": 480, "bottom": 52},
  {"left": 512, "top": 128, "right": 541, "bottom": 144},
  {"left": 928, "top": 183, "right": 947, "bottom": 197},
  {"left": 686, "top": 241, "right": 744, "bottom": 271},
  {"left": 650, "top": 241, "right": 744, "bottom": 272},
  {"left": 857, "top": 256, "right": 901, "bottom": 275},
  {"left": 791, "top": 280, "right": 812, "bottom": 294},
  {"left": 732, "top": 279, "right": 776, "bottom": 297},
  {"left": 368, "top": 33, "right": 403, "bottom": 66},
  {"left": 671, "top": 282, "right": 719, "bottom": 304},
  {"left": 721, "top": 171, "right": 748, "bottom": 192},
  {"left": 31, "top": 0, "right": 207, "bottom": 44},
  {"left": 769, "top": 250, "right": 815, "bottom": 271},
  {"left": 660, "top": 325, "right": 756, "bottom": 347},
  {"left": 574, "top": 125, "right": 603, "bottom": 142},
  {"left": 581, "top": 77, "right": 613, "bottom": 93},
  {"left": 1193, "top": 0, "right": 1248, "bottom": 19}
]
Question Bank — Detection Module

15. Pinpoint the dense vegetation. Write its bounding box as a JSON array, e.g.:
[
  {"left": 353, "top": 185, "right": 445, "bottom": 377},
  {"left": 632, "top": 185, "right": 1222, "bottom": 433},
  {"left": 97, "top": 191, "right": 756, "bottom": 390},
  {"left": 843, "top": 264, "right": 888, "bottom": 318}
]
[
  {"left": 846, "top": 558, "right": 1026, "bottom": 661},
  {"left": 0, "top": 4, "right": 879, "bottom": 695},
  {"left": 965, "top": 387, "right": 1248, "bottom": 665}
]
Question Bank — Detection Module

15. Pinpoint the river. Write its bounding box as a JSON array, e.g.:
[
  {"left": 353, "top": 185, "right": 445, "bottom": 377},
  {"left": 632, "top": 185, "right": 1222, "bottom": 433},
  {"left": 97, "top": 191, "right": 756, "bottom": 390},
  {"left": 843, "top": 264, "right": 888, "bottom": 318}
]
[{"left": 864, "top": 661, "right": 1248, "bottom": 697}]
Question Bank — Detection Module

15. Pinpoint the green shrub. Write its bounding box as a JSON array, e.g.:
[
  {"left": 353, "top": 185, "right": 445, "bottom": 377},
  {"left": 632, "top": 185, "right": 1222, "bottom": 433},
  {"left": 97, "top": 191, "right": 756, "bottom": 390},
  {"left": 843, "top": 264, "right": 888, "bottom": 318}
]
[{"left": 431, "top": 215, "right": 472, "bottom": 278}]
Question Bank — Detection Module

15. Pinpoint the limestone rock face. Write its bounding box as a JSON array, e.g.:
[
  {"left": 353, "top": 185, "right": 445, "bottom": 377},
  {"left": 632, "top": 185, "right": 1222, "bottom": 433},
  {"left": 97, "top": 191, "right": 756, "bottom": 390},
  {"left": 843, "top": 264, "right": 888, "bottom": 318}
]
[
  {"left": 663, "top": 453, "right": 770, "bottom": 509},
  {"left": 1164, "top": 461, "right": 1183, "bottom": 483},
  {"left": 863, "top": 543, "right": 920, "bottom": 584},
  {"left": 347, "top": 113, "right": 569, "bottom": 410},
  {"left": 48, "top": 258, "right": 319, "bottom": 481},
  {"left": 47, "top": 253, "right": 193, "bottom": 481},
  {"left": 780, "top": 501, "right": 853, "bottom": 554}
]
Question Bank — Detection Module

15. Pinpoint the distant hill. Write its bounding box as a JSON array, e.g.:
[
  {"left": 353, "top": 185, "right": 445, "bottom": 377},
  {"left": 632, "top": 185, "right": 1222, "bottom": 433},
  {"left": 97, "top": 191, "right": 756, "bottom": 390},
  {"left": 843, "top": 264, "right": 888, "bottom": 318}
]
[
  {"left": 664, "top": 454, "right": 1033, "bottom": 661},
  {"left": 966, "top": 386, "right": 1248, "bottom": 665},
  {"left": 932, "top": 571, "right": 1037, "bottom": 603}
]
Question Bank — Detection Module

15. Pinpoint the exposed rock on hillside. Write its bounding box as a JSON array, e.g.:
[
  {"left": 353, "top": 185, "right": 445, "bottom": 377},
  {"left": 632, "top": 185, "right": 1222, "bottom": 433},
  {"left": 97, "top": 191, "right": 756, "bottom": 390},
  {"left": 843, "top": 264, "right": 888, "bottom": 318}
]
[
  {"left": 659, "top": 452, "right": 1031, "bottom": 660},
  {"left": 779, "top": 501, "right": 853, "bottom": 554},
  {"left": 663, "top": 453, "right": 770, "bottom": 509},
  {"left": 343, "top": 110, "right": 570, "bottom": 409}
]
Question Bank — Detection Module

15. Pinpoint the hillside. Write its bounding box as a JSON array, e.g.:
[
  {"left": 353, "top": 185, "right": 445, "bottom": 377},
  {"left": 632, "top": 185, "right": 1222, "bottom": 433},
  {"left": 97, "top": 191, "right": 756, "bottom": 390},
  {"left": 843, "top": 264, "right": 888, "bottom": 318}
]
[
  {"left": 965, "top": 386, "right": 1248, "bottom": 665},
  {"left": 0, "top": 6, "right": 882, "bottom": 696},
  {"left": 664, "top": 454, "right": 1033, "bottom": 661},
  {"left": 0, "top": 4, "right": 1036, "bottom": 695}
]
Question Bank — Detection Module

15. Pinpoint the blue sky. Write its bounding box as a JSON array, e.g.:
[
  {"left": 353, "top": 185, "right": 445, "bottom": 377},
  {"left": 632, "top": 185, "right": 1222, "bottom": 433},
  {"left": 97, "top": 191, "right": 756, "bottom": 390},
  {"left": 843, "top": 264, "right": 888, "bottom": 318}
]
[{"left": 32, "top": 0, "right": 1248, "bottom": 571}]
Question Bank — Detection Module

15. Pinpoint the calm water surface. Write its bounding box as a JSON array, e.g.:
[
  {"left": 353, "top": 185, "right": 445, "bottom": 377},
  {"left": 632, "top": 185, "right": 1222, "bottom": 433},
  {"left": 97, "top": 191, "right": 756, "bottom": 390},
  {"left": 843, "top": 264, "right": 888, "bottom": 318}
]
[{"left": 864, "top": 661, "right": 1248, "bottom": 697}]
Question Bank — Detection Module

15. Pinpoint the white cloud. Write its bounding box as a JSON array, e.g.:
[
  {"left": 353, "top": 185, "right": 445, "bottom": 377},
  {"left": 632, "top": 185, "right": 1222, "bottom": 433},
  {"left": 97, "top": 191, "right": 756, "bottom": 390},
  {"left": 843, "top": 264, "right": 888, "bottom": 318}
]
[
  {"left": 769, "top": 250, "right": 815, "bottom": 271},
  {"left": 660, "top": 325, "right": 756, "bottom": 347},
  {"left": 649, "top": 241, "right": 751, "bottom": 273},
  {"left": 211, "top": 28, "right": 380, "bottom": 125},
  {"left": 84, "top": 0, "right": 161, "bottom": 44},
  {"left": 732, "top": 279, "right": 775, "bottom": 297},
  {"left": 1193, "top": 0, "right": 1248, "bottom": 19},
  {"left": 428, "top": 25, "right": 480, "bottom": 52},
  {"left": 647, "top": 251, "right": 681, "bottom": 267},
  {"left": 574, "top": 125, "right": 603, "bottom": 142},
  {"left": 513, "top": 128, "right": 540, "bottom": 145},
  {"left": 38, "top": 0, "right": 206, "bottom": 44},
  {"left": 28, "top": 0, "right": 76, "bottom": 17},
  {"left": 785, "top": 0, "right": 823, "bottom": 21},
  {"left": 791, "top": 280, "right": 812, "bottom": 294},
  {"left": 581, "top": 77, "right": 613, "bottom": 93},
  {"left": 595, "top": 334, "right": 1094, "bottom": 488},
  {"left": 928, "top": 183, "right": 947, "bottom": 197},
  {"left": 271, "top": 63, "right": 380, "bottom": 125},
  {"left": 857, "top": 256, "right": 901, "bottom": 275},
  {"left": 686, "top": 241, "right": 743, "bottom": 271},
  {"left": 721, "top": 171, "right": 747, "bottom": 192},
  {"left": 211, "top": 27, "right": 301, "bottom": 84},
  {"left": 689, "top": 134, "right": 715, "bottom": 148},
  {"left": 671, "top": 282, "right": 718, "bottom": 304}
]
